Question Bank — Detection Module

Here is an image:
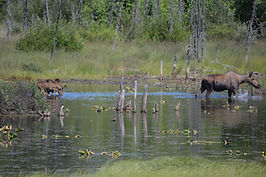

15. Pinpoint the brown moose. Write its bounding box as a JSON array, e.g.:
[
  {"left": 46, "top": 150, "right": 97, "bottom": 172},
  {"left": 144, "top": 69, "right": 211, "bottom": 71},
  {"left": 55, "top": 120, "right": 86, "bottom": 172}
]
[
  {"left": 37, "top": 79, "right": 66, "bottom": 96},
  {"left": 195, "top": 71, "right": 261, "bottom": 99}
]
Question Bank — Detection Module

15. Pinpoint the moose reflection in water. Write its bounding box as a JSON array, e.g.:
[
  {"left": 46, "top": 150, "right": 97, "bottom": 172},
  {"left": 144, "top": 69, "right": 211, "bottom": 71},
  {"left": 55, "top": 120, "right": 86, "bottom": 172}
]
[{"left": 195, "top": 71, "right": 261, "bottom": 101}]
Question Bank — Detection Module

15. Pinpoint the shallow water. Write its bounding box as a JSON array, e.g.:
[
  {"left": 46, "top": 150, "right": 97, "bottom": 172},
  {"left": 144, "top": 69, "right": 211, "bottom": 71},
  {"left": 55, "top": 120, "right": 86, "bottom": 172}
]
[{"left": 0, "top": 84, "right": 265, "bottom": 175}]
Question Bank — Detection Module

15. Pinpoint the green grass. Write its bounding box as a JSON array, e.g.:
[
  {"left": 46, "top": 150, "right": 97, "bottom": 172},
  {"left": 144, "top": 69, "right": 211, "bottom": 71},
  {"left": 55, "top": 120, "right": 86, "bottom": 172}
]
[
  {"left": 0, "top": 27, "right": 266, "bottom": 81},
  {"left": 27, "top": 157, "right": 266, "bottom": 177}
]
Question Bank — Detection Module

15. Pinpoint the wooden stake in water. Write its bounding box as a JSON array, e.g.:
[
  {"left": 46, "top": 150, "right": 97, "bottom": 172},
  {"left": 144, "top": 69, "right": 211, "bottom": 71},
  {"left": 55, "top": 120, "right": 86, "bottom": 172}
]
[
  {"left": 141, "top": 84, "right": 148, "bottom": 113},
  {"left": 117, "top": 83, "right": 125, "bottom": 112},
  {"left": 133, "top": 80, "right": 137, "bottom": 113}
]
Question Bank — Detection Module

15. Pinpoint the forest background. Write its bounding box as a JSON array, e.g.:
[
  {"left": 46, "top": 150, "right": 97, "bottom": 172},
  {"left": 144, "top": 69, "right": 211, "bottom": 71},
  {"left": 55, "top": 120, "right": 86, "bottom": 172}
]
[{"left": 0, "top": 0, "right": 265, "bottom": 80}]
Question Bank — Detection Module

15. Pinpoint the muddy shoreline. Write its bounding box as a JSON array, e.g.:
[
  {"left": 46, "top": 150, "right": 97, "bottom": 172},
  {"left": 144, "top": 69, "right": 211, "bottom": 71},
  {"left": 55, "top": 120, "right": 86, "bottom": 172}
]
[{"left": 59, "top": 75, "right": 265, "bottom": 95}]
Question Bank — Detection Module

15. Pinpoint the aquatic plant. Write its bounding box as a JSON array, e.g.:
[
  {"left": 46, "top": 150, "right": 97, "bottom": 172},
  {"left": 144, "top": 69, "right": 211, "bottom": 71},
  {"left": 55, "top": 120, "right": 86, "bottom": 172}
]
[{"left": 78, "top": 149, "right": 95, "bottom": 158}]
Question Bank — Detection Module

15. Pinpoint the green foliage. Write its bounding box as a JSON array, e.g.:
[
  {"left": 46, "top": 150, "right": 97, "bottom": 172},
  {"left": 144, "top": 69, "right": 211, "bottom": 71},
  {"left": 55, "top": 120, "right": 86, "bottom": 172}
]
[
  {"left": 16, "top": 23, "right": 83, "bottom": 52},
  {"left": 206, "top": 24, "right": 237, "bottom": 39},
  {"left": 22, "top": 63, "right": 43, "bottom": 73},
  {"left": 79, "top": 23, "right": 116, "bottom": 42},
  {"left": 0, "top": 81, "right": 47, "bottom": 115}
]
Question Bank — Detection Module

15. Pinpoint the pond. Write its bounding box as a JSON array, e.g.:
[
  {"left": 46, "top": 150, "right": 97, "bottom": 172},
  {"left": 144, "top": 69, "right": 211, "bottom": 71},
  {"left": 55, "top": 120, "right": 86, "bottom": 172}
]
[{"left": 0, "top": 83, "right": 265, "bottom": 175}]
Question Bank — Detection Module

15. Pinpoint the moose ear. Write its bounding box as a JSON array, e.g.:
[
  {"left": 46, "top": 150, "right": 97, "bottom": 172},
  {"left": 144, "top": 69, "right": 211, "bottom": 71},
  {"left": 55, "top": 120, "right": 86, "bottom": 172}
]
[{"left": 249, "top": 72, "right": 253, "bottom": 78}]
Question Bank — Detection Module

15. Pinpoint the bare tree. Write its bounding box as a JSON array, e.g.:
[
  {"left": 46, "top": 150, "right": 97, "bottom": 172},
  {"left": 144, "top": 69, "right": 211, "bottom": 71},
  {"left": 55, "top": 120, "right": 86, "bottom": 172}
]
[
  {"left": 191, "top": 0, "right": 201, "bottom": 61},
  {"left": 169, "top": 0, "right": 174, "bottom": 36},
  {"left": 6, "top": 0, "right": 12, "bottom": 39},
  {"left": 244, "top": 0, "right": 257, "bottom": 61},
  {"left": 200, "top": 0, "right": 206, "bottom": 61},
  {"left": 44, "top": 0, "right": 50, "bottom": 26},
  {"left": 144, "top": 0, "right": 149, "bottom": 18},
  {"left": 123, "top": 0, "right": 140, "bottom": 40},
  {"left": 152, "top": 0, "right": 159, "bottom": 20},
  {"left": 109, "top": 0, "right": 115, "bottom": 26},
  {"left": 23, "top": 0, "right": 29, "bottom": 31},
  {"left": 49, "top": 0, "right": 62, "bottom": 65},
  {"left": 112, "top": 0, "right": 122, "bottom": 51},
  {"left": 186, "top": 36, "right": 192, "bottom": 81},
  {"left": 71, "top": 1, "right": 76, "bottom": 24},
  {"left": 178, "top": 0, "right": 184, "bottom": 23}
]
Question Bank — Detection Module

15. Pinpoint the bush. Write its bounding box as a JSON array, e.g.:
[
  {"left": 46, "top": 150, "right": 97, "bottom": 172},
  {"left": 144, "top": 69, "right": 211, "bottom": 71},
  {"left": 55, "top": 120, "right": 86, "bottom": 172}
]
[
  {"left": 79, "top": 23, "right": 116, "bottom": 42},
  {"left": 0, "top": 81, "right": 47, "bottom": 115},
  {"left": 16, "top": 23, "right": 83, "bottom": 51},
  {"left": 22, "top": 63, "right": 42, "bottom": 73},
  {"left": 206, "top": 24, "right": 237, "bottom": 39}
]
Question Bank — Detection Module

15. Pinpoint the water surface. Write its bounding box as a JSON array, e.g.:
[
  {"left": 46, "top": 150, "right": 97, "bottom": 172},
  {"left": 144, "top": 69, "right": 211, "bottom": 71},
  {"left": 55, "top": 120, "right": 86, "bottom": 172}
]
[{"left": 0, "top": 84, "right": 265, "bottom": 175}]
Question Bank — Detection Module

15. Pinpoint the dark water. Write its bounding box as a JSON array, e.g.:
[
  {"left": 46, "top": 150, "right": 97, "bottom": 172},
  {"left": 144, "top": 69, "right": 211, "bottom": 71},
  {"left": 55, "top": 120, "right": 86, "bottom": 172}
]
[{"left": 0, "top": 84, "right": 265, "bottom": 175}]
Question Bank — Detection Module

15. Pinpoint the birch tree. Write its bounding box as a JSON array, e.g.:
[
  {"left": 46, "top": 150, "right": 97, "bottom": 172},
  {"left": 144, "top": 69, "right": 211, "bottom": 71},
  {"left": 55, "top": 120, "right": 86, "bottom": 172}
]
[{"left": 6, "top": 0, "right": 12, "bottom": 39}]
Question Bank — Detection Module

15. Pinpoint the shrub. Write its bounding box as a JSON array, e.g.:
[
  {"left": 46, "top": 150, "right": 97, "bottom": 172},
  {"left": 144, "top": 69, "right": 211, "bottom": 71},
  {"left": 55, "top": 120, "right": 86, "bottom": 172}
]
[
  {"left": 0, "top": 81, "right": 47, "bottom": 115},
  {"left": 22, "top": 63, "right": 43, "bottom": 73},
  {"left": 16, "top": 23, "right": 83, "bottom": 51},
  {"left": 79, "top": 24, "right": 116, "bottom": 42},
  {"left": 206, "top": 24, "right": 237, "bottom": 39}
]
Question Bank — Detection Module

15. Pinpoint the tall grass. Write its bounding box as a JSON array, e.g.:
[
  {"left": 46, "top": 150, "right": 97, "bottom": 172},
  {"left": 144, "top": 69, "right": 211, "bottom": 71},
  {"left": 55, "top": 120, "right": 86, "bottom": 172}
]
[
  {"left": 28, "top": 157, "right": 266, "bottom": 177},
  {"left": 0, "top": 27, "right": 265, "bottom": 81}
]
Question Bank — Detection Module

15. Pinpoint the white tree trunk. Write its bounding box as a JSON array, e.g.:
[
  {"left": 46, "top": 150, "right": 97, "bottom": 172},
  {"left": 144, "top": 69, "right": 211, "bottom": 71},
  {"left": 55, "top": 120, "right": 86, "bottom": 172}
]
[
  {"left": 6, "top": 0, "right": 12, "bottom": 39},
  {"left": 112, "top": 1, "right": 122, "bottom": 51}
]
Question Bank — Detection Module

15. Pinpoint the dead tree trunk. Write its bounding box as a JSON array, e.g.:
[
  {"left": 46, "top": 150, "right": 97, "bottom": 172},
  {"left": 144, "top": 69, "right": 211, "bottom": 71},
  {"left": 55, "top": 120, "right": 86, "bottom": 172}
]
[
  {"left": 44, "top": 0, "right": 50, "bottom": 26},
  {"left": 186, "top": 36, "right": 192, "bottom": 81},
  {"left": 144, "top": 0, "right": 149, "bottom": 18},
  {"left": 244, "top": 0, "right": 257, "bottom": 61},
  {"left": 112, "top": 0, "right": 122, "bottom": 51},
  {"left": 172, "top": 55, "right": 177, "bottom": 78},
  {"left": 169, "top": 0, "right": 174, "bottom": 36},
  {"left": 23, "top": 0, "right": 29, "bottom": 31},
  {"left": 200, "top": 0, "right": 206, "bottom": 61},
  {"left": 192, "top": 0, "right": 200, "bottom": 61},
  {"left": 6, "top": 0, "right": 12, "bottom": 39},
  {"left": 152, "top": 0, "right": 159, "bottom": 20},
  {"left": 49, "top": 0, "right": 62, "bottom": 65},
  {"left": 178, "top": 0, "right": 184, "bottom": 23},
  {"left": 71, "top": 1, "right": 76, "bottom": 24},
  {"left": 109, "top": 0, "right": 115, "bottom": 26},
  {"left": 141, "top": 84, "right": 148, "bottom": 113}
]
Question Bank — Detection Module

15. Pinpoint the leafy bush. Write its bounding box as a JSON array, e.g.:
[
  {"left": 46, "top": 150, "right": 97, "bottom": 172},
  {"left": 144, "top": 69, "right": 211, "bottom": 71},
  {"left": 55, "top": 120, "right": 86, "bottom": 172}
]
[
  {"left": 0, "top": 81, "right": 47, "bottom": 115},
  {"left": 206, "top": 24, "right": 237, "bottom": 39},
  {"left": 79, "top": 24, "right": 116, "bottom": 42},
  {"left": 16, "top": 23, "right": 83, "bottom": 51},
  {"left": 22, "top": 63, "right": 43, "bottom": 73},
  {"left": 142, "top": 17, "right": 189, "bottom": 42}
]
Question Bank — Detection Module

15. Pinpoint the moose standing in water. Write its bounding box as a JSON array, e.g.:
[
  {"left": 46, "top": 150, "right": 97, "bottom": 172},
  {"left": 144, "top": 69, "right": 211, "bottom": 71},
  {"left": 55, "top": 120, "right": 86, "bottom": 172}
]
[{"left": 195, "top": 71, "right": 261, "bottom": 100}]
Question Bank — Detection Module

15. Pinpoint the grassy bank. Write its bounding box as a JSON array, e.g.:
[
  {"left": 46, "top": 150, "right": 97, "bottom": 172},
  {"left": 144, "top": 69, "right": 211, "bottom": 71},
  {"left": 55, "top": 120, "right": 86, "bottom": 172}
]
[
  {"left": 0, "top": 27, "right": 266, "bottom": 81},
  {"left": 28, "top": 157, "right": 266, "bottom": 177}
]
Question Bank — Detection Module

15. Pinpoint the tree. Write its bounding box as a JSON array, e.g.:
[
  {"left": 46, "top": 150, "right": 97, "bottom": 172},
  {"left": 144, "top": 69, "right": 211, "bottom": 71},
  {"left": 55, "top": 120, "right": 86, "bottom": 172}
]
[
  {"left": 49, "top": 0, "right": 62, "bottom": 65},
  {"left": 244, "top": 0, "right": 257, "bottom": 61},
  {"left": 44, "top": 0, "right": 50, "bottom": 26},
  {"left": 6, "top": 0, "right": 12, "bottom": 39},
  {"left": 112, "top": 0, "right": 122, "bottom": 51},
  {"left": 23, "top": 0, "right": 29, "bottom": 31}
]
